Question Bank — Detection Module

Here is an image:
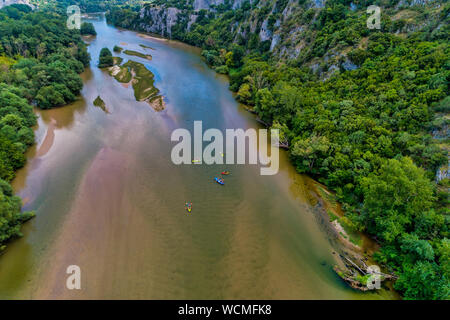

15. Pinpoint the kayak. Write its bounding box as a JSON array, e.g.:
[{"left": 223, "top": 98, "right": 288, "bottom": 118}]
[
  {"left": 214, "top": 177, "right": 225, "bottom": 185},
  {"left": 192, "top": 159, "right": 201, "bottom": 163},
  {"left": 221, "top": 171, "right": 230, "bottom": 175}
]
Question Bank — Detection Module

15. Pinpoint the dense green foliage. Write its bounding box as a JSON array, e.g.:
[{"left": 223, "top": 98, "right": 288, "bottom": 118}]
[
  {"left": 0, "top": 5, "right": 89, "bottom": 109},
  {"left": 106, "top": 3, "right": 140, "bottom": 29},
  {"left": 0, "top": 4, "right": 90, "bottom": 249},
  {"left": 80, "top": 21, "right": 97, "bottom": 35},
  {"left": 107, "top": 0, "right": 449, "bottom": 299},
  {"left": 41, "top": 0, "right": 131, "bottom": 13},
  {"left": 98, "top": 47, "right": 113, "bottom": 67}
]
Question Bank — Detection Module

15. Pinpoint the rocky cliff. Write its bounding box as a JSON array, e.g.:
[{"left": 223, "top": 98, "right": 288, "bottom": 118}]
[
  {"left": 133, "top": 0, "right": 444, "bottom": 70},
  {"left": 137, "top": 5, "right": 181, "bottom": 37},
  {"left": 0, "top": 0, "right": 33, "bottom": 9}
]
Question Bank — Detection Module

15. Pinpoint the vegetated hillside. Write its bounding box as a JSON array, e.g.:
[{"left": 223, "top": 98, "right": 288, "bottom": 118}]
[
  {"left": 32, "top": 0, "right": 130, "bottom": 12},
  {"left": 106, "top": 0, "right": 450, "bottom": 299},
  {"left": 0, "top": 4, "right": 90, "bottom": 250}
]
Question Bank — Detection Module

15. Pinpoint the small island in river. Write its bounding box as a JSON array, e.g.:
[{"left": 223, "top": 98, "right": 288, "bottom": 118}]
[
  {"left": 108, "top": 58, "right": 165, "bottom": 111},
  {"left": 123, "top": 49, "right": 152, "bottom": 60},
  {"left": 93, "top": 95, "right": 109, "bottom": 113}
]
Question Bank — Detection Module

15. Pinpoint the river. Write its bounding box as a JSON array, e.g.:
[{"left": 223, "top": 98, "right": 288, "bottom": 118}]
[{"left": 0, "top": 15, "right": 394, "bottom": 299}]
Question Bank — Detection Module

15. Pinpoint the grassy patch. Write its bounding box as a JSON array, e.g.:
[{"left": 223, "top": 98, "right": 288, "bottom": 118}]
[
  {"left": 355, "top": 274, "right": 371, "bottom": 286},
  {"left": 93, "top": 96, "right": 108, "bottom": 113},
  {"left": 122, "top": 60, "right": 159, "bottom": 101},
  {"left": 124, "top": 50, "right": 152, "bottom": 60},
  {"left": 339, "top": 216, "right": 362, "bottom": 246},
  {"left": 93, "top": 96, "right": 105, "bottom": 107},
  {"left": 139, "top": 44, "right": 155, "bottom": 50},
  {"left": 109, "top": 65, "right": 132, "bottom": 83},
  {"left": 317, "top": 185, "right": 337, "bottom": 208},
  {"left": 113, "top": 56, "right": 123, "bottom": 65}
]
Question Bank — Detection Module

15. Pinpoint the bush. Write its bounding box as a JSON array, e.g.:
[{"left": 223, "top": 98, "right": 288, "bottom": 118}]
[
  {"left": 98, "top": 47, "right": 113, "bottom": 68},
  {"left": 80, "top": 22, "right": 96, "bottom": 35}
]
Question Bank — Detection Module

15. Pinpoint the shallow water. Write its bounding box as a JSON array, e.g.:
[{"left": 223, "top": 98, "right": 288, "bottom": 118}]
[{"left": 0, "top": 16, "right": 394, "bottom": 299}]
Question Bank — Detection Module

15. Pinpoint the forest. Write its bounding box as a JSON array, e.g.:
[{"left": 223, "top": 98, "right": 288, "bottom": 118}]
[
  {"left": 0, "top": 0, "right": 447, "bottom": 300},
  {"left": 106, "top": 0, "right": 449, "bottom": 299},
  {"left": 0, "top": 4, "right": 89, "bottom": 251}
]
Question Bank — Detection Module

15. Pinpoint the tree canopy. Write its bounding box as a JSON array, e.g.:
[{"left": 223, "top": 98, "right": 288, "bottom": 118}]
[
  {"left": 80, "top": 22, "right": 97, "bottom": 36},
  {"left": 98, "top": 47, "right": 113, "bottom": 68},
  {"left": 0, "top": 4, "right": 90, "bottom": 250}
]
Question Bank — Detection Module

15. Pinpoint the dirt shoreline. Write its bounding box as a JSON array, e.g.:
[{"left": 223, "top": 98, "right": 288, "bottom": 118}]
[{"left": 305, "top": 179, "right": 399, "bottom": 296}]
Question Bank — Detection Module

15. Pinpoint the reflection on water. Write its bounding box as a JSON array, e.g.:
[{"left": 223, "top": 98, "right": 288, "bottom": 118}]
[{"left": 0, "top": 15, "right": 395, "bottom": 299}]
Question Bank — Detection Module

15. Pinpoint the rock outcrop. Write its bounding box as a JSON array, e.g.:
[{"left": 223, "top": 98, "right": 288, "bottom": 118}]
[
  {"left": 138, "top": 6, "right": 180, "bottom": 37},
  {"left": 134, "top": 0, "right": 443, "bottom": 70},
  {"left": 0, "top": 0, "right": 33, "bottom": 9}
]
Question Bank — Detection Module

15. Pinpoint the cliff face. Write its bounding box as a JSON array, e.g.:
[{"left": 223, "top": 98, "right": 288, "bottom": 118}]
[
  {"left": 137, "top": 6, "right": 181, "bottom": 37},
  {"left": 135, "top": 0, "right": 247, "bottom": 37},
  {"left": 134, "top": 0, "right": 444, "bottom": 73},
  {"left": 136, "top": 0, "right": 323, "bottom": 50},
  {"left": 0, "top": 0, "right": 33, "bottom": 9},
  {"left": 191, "top": 0, "right": 247, "bottom": 10}
]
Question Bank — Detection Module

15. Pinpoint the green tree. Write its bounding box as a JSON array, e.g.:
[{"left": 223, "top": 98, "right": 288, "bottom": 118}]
[
  {"left": 361, "top": 157, "right": 435, "bottom": 242},
  {"left": 291, "top": 135, "right": 331, "bottom": 173},
  {"left": 98, "top": 47, "right": 113, "bottom": 68},
  {"left": 395, "top": 261, "right": 448, "bottom": 300},
  {"left": 80, "top": 22, "right": 97, "bottom": 36}
]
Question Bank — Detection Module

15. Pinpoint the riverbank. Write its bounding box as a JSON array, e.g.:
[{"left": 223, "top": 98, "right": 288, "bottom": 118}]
[
  {"left": 0, "top": 6, "right": 90, "bottom": 253},
  {"left": 305, "top": 180, "right": 399, "bottom": 294}
]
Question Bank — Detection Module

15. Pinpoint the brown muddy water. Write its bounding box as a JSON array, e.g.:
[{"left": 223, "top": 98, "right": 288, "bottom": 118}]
[{"left": 0, "top": 15, "right": 395, "bottom": 299}]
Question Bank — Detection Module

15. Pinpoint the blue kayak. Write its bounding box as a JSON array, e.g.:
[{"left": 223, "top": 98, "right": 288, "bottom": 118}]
[{"left": 214, "top": 177, "right": 225, "bottom": 185}]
